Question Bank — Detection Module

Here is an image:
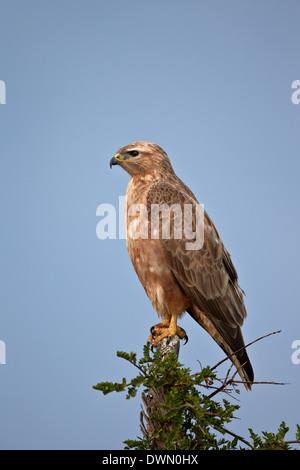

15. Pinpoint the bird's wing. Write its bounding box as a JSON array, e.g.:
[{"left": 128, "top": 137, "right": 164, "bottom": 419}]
[{"left": 146, "top": 179, "right": 248, "bottom": 351}]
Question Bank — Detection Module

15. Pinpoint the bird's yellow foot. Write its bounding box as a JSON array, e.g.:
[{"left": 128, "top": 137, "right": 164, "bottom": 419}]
[{"left": 147, "top": 319, "right": 188, "bottom": 347}]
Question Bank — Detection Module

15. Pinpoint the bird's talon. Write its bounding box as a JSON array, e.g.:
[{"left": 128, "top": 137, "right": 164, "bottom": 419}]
[
  {"left": 147, "top": 339, "right": 154, "bottom": 353},
  {"left": 150, "top": 325, "right": 156, "bottom": 341}
]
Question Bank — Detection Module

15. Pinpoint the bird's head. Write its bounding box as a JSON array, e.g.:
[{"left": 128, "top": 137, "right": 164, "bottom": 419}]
[{"left": 109, "top": 141, "right": 174, "bottom": 177}]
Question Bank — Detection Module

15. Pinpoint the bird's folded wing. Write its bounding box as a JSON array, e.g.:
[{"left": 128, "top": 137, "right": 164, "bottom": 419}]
[{"left": 146, "top": 180, "right": 247, "bottom": 331}]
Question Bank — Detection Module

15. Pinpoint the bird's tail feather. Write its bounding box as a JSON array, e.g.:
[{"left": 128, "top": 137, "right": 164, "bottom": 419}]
[{"left": 187, "top": 306, "right": 254, "bottom": 391}]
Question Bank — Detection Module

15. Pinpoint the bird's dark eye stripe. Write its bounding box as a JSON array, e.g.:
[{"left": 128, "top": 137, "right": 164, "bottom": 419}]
[{"left": 129, "top": 150, "right": 139, "bottom": 157}]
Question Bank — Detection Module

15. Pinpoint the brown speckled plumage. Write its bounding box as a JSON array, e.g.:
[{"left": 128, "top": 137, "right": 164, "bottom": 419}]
[{"left": 110, "top": 141, "right": 254, "bottom": 390}]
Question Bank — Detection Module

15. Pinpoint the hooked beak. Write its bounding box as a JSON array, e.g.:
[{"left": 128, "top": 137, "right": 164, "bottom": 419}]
[{"left": 109, "top": 153, "right": 120, "bottom": 169}]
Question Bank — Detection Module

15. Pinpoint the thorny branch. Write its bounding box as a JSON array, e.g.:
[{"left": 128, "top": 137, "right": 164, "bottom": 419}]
[
  {"left": 139, "top": 330, "right": 297, "bottom": 449},
  {"left": 210, "top": 330, "right": 281, "bottom": 373}
]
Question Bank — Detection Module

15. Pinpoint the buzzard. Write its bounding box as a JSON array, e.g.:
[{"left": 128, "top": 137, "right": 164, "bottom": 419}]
[{"left": 110, "top": 141, "right": 254, "bottom": 390}]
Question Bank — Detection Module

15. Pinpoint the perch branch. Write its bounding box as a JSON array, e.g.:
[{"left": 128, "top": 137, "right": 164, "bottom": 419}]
[{"left": 140, "top": 335, "right": 180, "bottom": 450}]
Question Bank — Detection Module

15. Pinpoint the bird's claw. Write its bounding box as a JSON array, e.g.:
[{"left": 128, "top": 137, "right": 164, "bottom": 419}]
[{"left": 148, "top": 324, "right": 188, "bottom": 348}]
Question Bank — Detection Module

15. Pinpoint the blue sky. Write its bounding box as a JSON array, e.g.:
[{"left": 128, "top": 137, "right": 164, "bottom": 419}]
[{"left": 0, "top": 0, "right": 299, "bottom": 449}]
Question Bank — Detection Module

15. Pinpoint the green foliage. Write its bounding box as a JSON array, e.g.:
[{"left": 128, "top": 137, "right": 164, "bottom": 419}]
[
  {"left": 93, "top": 344, "right": 300, "bottom": 450},
  {"left": 249, "top": 422, "right": 300, "bottom": 450}
]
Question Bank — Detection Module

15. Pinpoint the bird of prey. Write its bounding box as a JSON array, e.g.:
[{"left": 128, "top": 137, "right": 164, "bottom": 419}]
[{"left": 110, "top": 141, "right": 254, "bottom": 390}]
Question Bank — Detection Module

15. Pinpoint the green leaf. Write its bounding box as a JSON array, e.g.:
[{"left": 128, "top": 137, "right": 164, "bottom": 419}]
[{"left": 94, "top": 344, "right": 300, "bottom": 450}]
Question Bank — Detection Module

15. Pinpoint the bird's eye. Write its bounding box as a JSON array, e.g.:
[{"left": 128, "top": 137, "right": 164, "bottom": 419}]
[{"left": 129, "top": 150, "right": 139, "bottom": 157}]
